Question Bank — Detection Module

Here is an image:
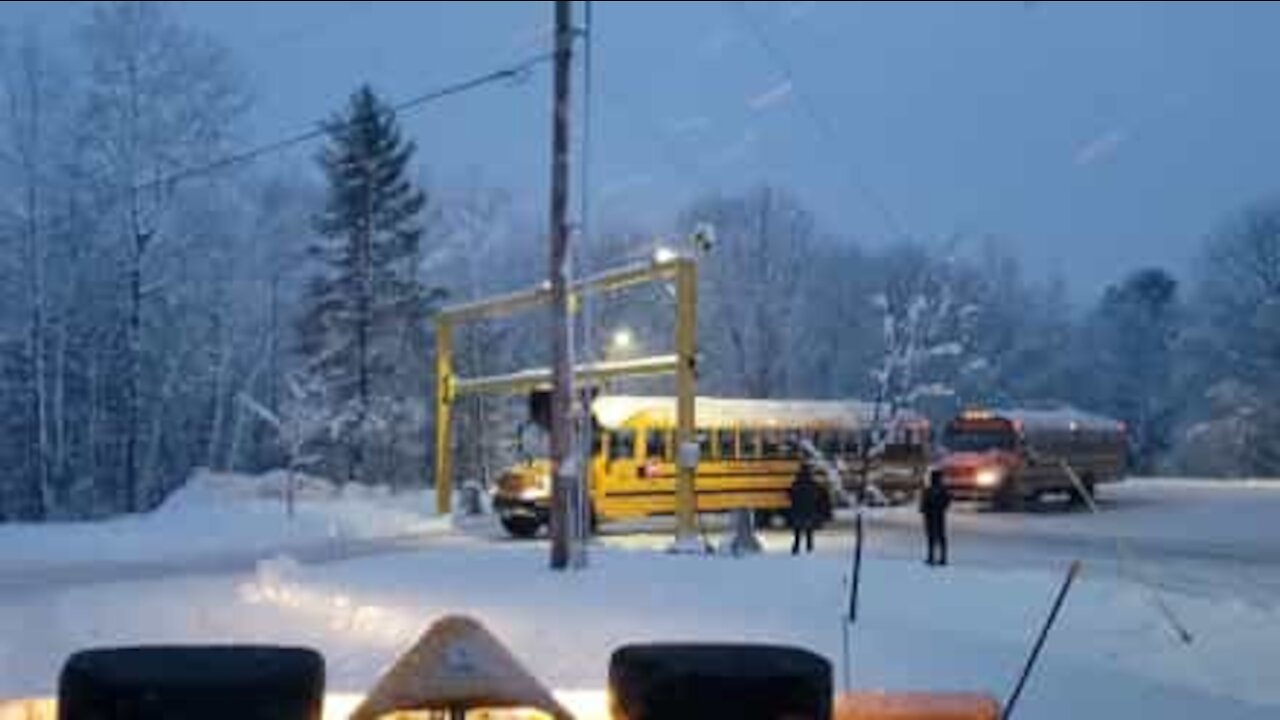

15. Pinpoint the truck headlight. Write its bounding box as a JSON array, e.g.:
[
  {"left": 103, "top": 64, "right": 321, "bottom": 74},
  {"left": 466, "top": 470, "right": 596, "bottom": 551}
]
[
  {"left": 975, "top": 468, "right": 1003, "bottom": 488},
  {"left": 518, "top": 475, "right": 551, "bottom": 500}
]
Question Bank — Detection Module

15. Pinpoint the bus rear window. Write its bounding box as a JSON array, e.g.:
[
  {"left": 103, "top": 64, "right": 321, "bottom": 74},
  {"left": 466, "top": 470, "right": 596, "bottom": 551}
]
[{"left": 943, "top": 422, "right": 1017, "bottom": 452}]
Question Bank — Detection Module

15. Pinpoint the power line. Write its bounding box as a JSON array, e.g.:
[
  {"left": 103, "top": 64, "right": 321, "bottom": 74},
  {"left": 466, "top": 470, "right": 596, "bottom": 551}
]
[
  {"left": 728, "top": 1, "right": 905, "bottom": 240},
  {"left": 134, "top": 50, "right": 556, "bottom": 196}
]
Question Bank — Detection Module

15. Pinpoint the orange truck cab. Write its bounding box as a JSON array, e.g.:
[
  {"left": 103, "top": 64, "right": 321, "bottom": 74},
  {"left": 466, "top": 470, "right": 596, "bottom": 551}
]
[{"left": 936, "top": 408, "right": 1128, "bottom": 510}]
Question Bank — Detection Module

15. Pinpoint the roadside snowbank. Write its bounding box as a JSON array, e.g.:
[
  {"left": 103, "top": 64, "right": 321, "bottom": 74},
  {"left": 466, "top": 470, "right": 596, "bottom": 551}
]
[{"left": 0, "top": 469, "right": 440, "bottom": 573}]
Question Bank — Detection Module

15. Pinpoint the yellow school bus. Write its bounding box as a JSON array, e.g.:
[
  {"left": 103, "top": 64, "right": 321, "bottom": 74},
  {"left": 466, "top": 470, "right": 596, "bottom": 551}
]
[{"left": 491, "top": 395, "right": 929, "bottom": 538}]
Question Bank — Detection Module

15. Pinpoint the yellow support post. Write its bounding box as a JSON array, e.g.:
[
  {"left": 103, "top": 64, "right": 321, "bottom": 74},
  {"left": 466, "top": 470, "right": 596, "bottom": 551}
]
[
  {"left": 673, "top": 257, "right": 700, "bottom": 548},
  {"left": 430, "top": 245, "right": 702, "bottom": 548},
  {"left": 434, "top": 318, "right": 454, "bottom": 515}
]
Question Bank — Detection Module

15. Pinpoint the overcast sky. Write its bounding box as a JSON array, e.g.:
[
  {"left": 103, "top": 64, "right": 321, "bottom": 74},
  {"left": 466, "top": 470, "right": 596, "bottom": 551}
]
[{"left": 5, "top": 1, "right": 1279, "bottom": 299}]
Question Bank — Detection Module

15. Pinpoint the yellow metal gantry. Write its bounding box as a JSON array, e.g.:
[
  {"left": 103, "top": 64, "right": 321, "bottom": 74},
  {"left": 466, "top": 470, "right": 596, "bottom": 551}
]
[{"left": 433, "top": 253, "right": 700, "bottom": 543}]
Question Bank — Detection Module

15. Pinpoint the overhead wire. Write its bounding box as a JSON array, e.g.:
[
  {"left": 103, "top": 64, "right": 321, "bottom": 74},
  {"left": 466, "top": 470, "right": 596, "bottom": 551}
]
[
  {"left": 133, "top": 50, "right": 557, "bottom": 197},
  {"left": 728, "top": 1, "right": 905, "bottom": 240}
]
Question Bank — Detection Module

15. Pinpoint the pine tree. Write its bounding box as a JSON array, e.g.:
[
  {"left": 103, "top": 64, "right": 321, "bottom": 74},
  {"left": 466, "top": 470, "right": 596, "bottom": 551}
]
[{"left": 299, "top": 85, "right": 430, "bottom": 485}]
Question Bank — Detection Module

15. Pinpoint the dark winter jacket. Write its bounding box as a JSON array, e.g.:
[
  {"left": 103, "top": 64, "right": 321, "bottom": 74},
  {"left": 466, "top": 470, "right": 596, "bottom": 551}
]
[
  {"left": 789, "top": 467, "right": 821, "bottom": 525},
  {"left": 919, "top": 482, "right": 952, "bottom": 518}
]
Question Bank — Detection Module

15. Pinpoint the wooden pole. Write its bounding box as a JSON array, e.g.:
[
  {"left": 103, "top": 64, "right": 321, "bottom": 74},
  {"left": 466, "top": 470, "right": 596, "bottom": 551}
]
[
  {"left": 672, "top": 258, "right": 700, "bottom": 548},
  {"left": 548, "top": 0, "right": 576, "bottom": 570}
]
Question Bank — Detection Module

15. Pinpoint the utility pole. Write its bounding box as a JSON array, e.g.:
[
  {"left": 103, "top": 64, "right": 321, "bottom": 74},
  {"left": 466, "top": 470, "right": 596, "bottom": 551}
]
[{"left": 548, "top": 0, "right": 577, "bottom": 570}]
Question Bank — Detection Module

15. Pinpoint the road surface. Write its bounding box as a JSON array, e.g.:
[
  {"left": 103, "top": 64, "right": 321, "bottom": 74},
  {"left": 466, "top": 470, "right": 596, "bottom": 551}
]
[
  {"left": 601, "top": 478, "right": 1280, "bottom": 606},
  {"left": 2, "top": 478, "right": 1278, "bottom": 606}
]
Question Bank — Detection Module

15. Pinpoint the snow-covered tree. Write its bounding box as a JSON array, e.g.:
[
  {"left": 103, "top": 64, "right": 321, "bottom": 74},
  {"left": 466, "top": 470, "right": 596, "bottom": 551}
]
[
  {"left": 298, "top": 85, "right": 435, "bottom": 486},
  {"left": 868, "top": 242, "right": 978, "bottom": 430},
  {"left": 0, "top": 28, "right": 66, "bottom": 519},
  {"left": 1177, "top": 198, "right": 1280, "bottom": 475},
  {"left": 78, "top": 0, "right": 248, "bottom": 511},
  {"left": 959, "top": 242, "right": 1079, "bottom": 407},
  {"left": 679, "top": 185, "right": 814, "bottom": 397},
  {"left": 433, "top": 186, "right": 524, "bottom": 486},
  {"left": 1081, "top": 267, "right": 1180, "bottom": 472},
  {"left": 786, "top": 237, "right": 880, "bottom": 400}
]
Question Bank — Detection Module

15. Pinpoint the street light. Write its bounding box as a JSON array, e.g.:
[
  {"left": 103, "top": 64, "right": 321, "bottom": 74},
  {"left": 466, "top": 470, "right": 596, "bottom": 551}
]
[
  {"left": 652, "top": 246, "right": 677, "bottom": 264},
  {"left": 611, "top": 328, "right": 634, "bottom": 352}
]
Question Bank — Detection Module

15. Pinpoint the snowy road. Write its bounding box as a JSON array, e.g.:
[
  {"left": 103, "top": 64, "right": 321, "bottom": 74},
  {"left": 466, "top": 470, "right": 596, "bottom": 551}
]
[
  {"left": 4, "top": 478, "right": 1279, "bottom": 606},
  {"left": 854, "top": 480, "right": 1280, "bottom": 607},
  {"left": 603, "top": 478, "right": 1280, "bottom": 606}
]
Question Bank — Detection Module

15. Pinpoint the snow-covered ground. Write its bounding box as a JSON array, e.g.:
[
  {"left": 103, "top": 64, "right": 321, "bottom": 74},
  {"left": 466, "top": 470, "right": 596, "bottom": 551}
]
[
  {"left": 0, "top": 470, "right": 442, "bottom": 577},
  {"left": 0, "top": 540, "right": 1276, "bottom": 719},
  {"left": 0, "top": 475, "right": 1278, "bottom": 719}
]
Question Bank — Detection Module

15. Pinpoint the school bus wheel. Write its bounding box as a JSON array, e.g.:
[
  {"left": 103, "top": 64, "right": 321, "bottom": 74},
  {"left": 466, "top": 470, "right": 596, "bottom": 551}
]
[{"left": 500, "top": 515, "right": 543, "bottom": 539}]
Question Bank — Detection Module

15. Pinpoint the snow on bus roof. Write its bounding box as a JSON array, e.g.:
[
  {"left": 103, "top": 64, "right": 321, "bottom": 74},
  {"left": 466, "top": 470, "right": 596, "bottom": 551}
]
[
  {"left": 974, "top": 407, "right": 1124, "bottom": 432},
  {"left": 592, "top": 395, "right": 923, "bottom": 430}
]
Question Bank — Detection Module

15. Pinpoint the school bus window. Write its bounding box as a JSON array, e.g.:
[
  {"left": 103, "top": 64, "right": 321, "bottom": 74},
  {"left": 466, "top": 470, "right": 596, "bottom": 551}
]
[
  {"left": 740, "top": 430, "right": 760, "bottom": 459},
  {"left": 761, "top": 431, "right": 785, "bottom": 459},
  {"left": 697, "top": 431, "right": 712, "bottom": 460},
  {"left": 719, "top": 428, "right": 737, "bottom": 460},
  {"left": 783, "top": 427, "right": 803, "bottom": 456},
  {"left": 759, "top": 431, "right": 775, "bottom": 458},
  {"left": 842, "top": 430, "right": 861, "bottom": 455},
  {"left": 645, "top": 431, "right": 665, "bottom": 462},
  {"left": 819, "top": 430, "right": 841, "bottom": 456},
  {"left": 610, "top": 429, "right": 635, "bottom": 459},
  {"left": 781, "top": 431, "right": 797, "bottom": 457},
  {"left": 593, "top": 431, "right": 606, "bottom": 456},
  {"left": 777, "top": 431, "right": 799, "bottom": 459}
]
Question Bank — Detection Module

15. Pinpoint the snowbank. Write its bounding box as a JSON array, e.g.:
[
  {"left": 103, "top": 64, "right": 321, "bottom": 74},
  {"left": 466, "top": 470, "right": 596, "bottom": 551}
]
[{"left": 0, "top": 469, "right": 442, "bottom": 574}]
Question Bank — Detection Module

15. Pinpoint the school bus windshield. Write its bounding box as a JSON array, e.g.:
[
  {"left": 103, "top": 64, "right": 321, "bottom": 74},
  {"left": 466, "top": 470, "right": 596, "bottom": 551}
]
[{"left": 942, "top": 424, "right": 1017, "bottom": 453}]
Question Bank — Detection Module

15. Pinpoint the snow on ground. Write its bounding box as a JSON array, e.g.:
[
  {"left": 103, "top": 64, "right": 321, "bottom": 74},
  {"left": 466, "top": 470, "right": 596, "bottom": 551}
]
[
  {"left": 0, "top": 537, "right": 1277, "bottom": 719},
  {"left": 0, "top": 475, "right": 1278, "bottom": 718},
  {"left": 0, "top": 470, "right": 442, "bottom": 574},
  {"left": 945, "top": 478, "right": 1280, "bottom": 549}
]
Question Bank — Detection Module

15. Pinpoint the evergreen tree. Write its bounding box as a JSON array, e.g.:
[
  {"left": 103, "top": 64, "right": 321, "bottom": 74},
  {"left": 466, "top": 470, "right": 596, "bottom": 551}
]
[{"left": 299, "top": 85, "right": 432, "bottom": 485}]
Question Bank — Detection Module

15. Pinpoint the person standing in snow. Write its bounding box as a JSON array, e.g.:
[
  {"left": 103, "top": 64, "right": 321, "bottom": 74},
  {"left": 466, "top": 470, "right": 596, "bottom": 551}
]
[
  {"left": 921, "top": 469, "right": 952, "bottom": 565},
  {"left": 789, "top": 462, "right": 820, "bottom": 555}
]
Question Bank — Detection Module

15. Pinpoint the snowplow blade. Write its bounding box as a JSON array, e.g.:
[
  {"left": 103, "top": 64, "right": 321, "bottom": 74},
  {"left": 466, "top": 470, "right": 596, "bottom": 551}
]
[
  {"left": 836, "top": 692, "right": 1000, "bottom": 720},
  {"left": 0, "top": 698, "right": 55, "bottom": 720}
]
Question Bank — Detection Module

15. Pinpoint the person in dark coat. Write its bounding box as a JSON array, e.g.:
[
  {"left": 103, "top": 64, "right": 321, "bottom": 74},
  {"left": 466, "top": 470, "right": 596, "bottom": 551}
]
[
  {"left": 789, "top": 462, "right": 821, "bottom": 555},
  {"left": 920, "top": 469, "right": 952, "bottom": 566}
]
